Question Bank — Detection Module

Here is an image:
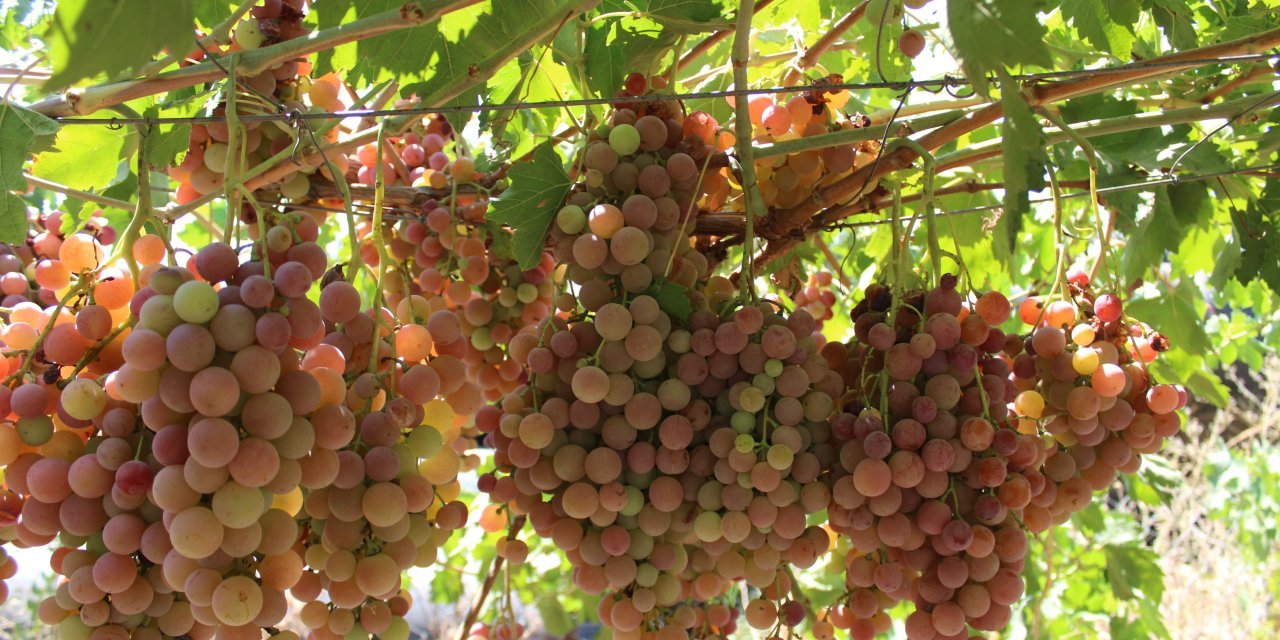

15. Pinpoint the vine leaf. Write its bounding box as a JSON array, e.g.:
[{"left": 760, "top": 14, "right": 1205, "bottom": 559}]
[
  {"left": 43, "top": 0, "right": 196, "bottom": 90},
  {"left": 579, "top": 17, "right": 679, "bottom": 98},
  {"left": 643, "top": 0, "right": 734, "bottom": 33},
  {"left": 1235, "top": 179, "right": 1280, "bottom": 294},
  {"left": 1145, "top": 0, "right": 1197, "bottom": 49},
  {"left": 0, "top": 104, "right": 60, "bottom": 191},
  {"left": 947, "top": 0, "right": 1051, "bottom": 95},
  {"left": 31, "top": 125, "right": 135, "bottom": 193},
  {"left": 536, "top": 596, "right": 573, "bottom": 636},
  {"left": 0, "top": 104, "right": 59, "bottom": 243},
  {"left": 645, "top": 278, "right": 692, "bottom": 324},
  {"left": 1062, "top": 0, "right": 1141, "bottom": 60},
  {"left": 1103, "top": 543, "right": 1164, "bottom": 601},
  {"left": 485, "top": 142, "right": 571, "bottom": 270},
  {"left": 1126, "top": 279, "right": 1210, "bottom": 355},
  {"left": 994, "top": 75, "right": 1046, "bottom": 260}
]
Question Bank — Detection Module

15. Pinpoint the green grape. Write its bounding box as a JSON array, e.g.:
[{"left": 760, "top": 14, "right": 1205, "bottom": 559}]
[
  {"left": 234, "top": 19, "right": 267, "bottom": 49},
  {"left": 280, "top": 172, "right": 311, "bottom": 200},
  {"left": 609, "top": 124, "right": 641, "bottom": 156},
  {"left": 734, "top": 434, "right": 755, "bottom": 453},
  {"left": 557, "top": 205, "right": 587, "bottom": 234},
  {"left": 740, "top": 387, "right": 766, "bottom": 413},
  {"left": 407, "top": 426, "right": 443, "bottom": 458},
  {"left": 17, "top": 416, "right": 53, "bottom": 446},
  {"left": 173, "top": 281, "right": 220, "bottom": 324},
  {"left": 766, "top": 444, "right": 794, "bottom": 470}
]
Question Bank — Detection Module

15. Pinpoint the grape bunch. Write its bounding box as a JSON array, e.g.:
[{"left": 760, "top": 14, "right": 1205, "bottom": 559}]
[
  {"left": 733, "top": 84, "right": 878, "bottom": 209},
  {"left": 349, "top": 115, "right": 463, "bottom": 188},
  {"left": 169, "top": 0, "right": 316, "bottom": 205},
  {"left": 820, "top": 272, "right": 1186, "bottom": 639},
  {"left": 343, "top": 134, "right": 554, "bottom": 408},
  {"left": 0, "top": 194, "right": 490, "bottom": 638},
  {"left": 1008, "top": 271, "right": 1185, "bottom": 532},
  {"left": 0, "top": 208, "right": 118, "bottom": 310},
  {"left": 477, "top": 98, "right": 848, "bottom": 639},
  {"left": 819, "top": 277, "right": 1039, "bottom": 639},
  {"left": 791, "top": 271, "right": 837, "bottom": 330}
]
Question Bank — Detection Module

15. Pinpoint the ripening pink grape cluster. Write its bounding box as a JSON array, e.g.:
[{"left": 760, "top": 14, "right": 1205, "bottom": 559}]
[
  {"left": 0, "top": 209, "right": 117, "bottom": 309},
  {"left": 0, "top": 197, "right": 493, "bottom": 639},
  {"left": 817, "top": 271, "right": 1186, "bottom": 640},
  {"left": 477, "top": 98, "right": 849, "bottom": 640},
  {"left": 170, "top": 0, "right": 315, "bottom": 205},
  {"left": 336, "top": 124, "right": 557, "bottom": 411},
  {"left": 819, "top": 277, "right": 1033, "bottom": 640},
  {"left": 349, "top": 116, "right": 465, "bottom": 188},
  {"left": 792, "top": 271, "right": 837, "bottom": 329},
  {"left": 735, "top": 87, "right": 874, "bottom": 209},
  {"left": 1007, "top": 272, "right": 1185, "bottom": 532}
]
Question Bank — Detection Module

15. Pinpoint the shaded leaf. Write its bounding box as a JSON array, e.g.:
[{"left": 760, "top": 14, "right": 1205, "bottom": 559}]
[
  {"left": 486, "top": 142, "right": 571, "bottom": 269},
  {"left": 581, "top": 16, "right": 680, "bottom": 98},
  {"left": 1146, "top": 0, "right": 1197, "bottom": 49},
  {"left": 1235, "top": 179, "right": 1280, "bottom": 293},
  {"left": 1062, "top": 0, "right": 1140, "bottom": 59},
  {"left": 43, "top": 0, "right": 195, "bottom": 90},
  {"left": 995, "top": 75, "right": 1047, "bottom": 259},
  {"left": 1103, "top": 543, "right": 1164, "bottom": 601},
  {"left": 646, "top": 278, "right": 693, "bottom": 324},
  {"left": 644, "top": 0, "right": 734, "bottom": 32},
  {"left": 0, "top": 194, "right": 30, "bottom": 244},
  {"left": 948, "top": 0, "right": 1051, "bottom": 93},
  {"left": 1126, "top": 280, "right": 1210, "bottom": 354},
  {"left": 536, "top": 596, "right": 574, "bottom": 636},
  {"left": 0, "top": 103, "right": 60, "bottom": 193}
]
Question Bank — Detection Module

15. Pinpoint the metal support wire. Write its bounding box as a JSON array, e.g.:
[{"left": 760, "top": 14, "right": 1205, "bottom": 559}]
[
  {"left": 254, "top": 162, "right": 1280, "bottom": 230},
  {"left": 41, "top": 52, "right": 1280, "bottom": 127}
]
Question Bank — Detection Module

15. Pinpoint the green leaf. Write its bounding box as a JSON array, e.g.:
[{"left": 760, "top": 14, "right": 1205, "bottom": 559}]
[
  {"left": 394, "top": 0, "right": 582, "bottom": 106},
  {"left": 995, "top": 75, "right": 1046, "bottom": 259},
  {"left": 581, "top": 16, "right": 680, "bottom": 98},
  {"left": 1120, "top": 186, "right": 1183, "bottom": 282},
  {"left": 0, "top": 103, "right": 60, "bottom": 194},
  {"left": 31, "top": 124, "right": 135, "bottom": 193},
  {"left": 485, "top": 222, "right": 516, "bottom": 263},
  {"left": 0, "top": 194, "right": 30, "bottom": 244},
  {"left": 1103, "top": 543, "right": 1164, "bottom": 601},
  {"left": 1061, "top": 0, "right": 1140, "bottom": 59},
  {"left": 645, "top": 278, "right": 693, "bottom": 324},
  {"left": 485, "top": 142, "right": 571, "bottom": 270},
  {"left": 43, "top": 0, "right": 195, "bottom": 90},
  {"left": 1126, "top": 280, "right": 1210, "bottom": 354},
  {"left": 536, "top": 595, "right": 574, "bottom": 636},
  {"left": 644, "top": 0, "right": 735, "bottom": 33},
  {"left": 1145, "top": 0, "right": 1197, "bottom": 49},
  {"left": 948, "top": 0, "right": 1051, "bottom": 92},
  {"left": 1235, "top": 179, "right": 1280, "bottom": 293},
  {"left": 193, "top": 0, "right": 240, "bottom": 30}
]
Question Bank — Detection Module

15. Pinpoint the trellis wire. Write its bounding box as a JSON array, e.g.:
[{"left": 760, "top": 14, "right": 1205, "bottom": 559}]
[
  {"left": 44, "top": 52, "right": 1280, "bottom": 127},
  {"left": 256, "top": 162, "right": 1280, "bottom": 229},
  {"left": 830, "top": 163, "right": 1280, "bottom": 230}
]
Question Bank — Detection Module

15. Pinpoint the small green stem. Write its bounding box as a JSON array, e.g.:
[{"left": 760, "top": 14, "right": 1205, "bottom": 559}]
[
  {"left": 368, "top": 121, "right": 394, "bottom": 376},
  {"left": 731, "top": 0, "right": 766, "bottom": 301},
  {"left": 5, "top": 280, "right": 91, "bottom": 386}
]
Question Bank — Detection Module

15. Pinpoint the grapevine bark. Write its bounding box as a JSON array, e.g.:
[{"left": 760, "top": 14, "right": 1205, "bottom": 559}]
[{"left": 755, "top": 25, "right": 1280, "bottom": 265}]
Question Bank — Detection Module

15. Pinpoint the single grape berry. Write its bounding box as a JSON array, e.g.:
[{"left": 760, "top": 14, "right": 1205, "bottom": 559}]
[
  {"left": 624, "top": 72, "right": 648, "bottom": 96},
  {"left": 1066, "top": 265, "right": 1091, "bottom": 287},
  {"left": 899, "top": 29, "right": 926, "bottom": 59},
  {"left": 1095, "top": 293, "right": 1122, "bottom": 322}
]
